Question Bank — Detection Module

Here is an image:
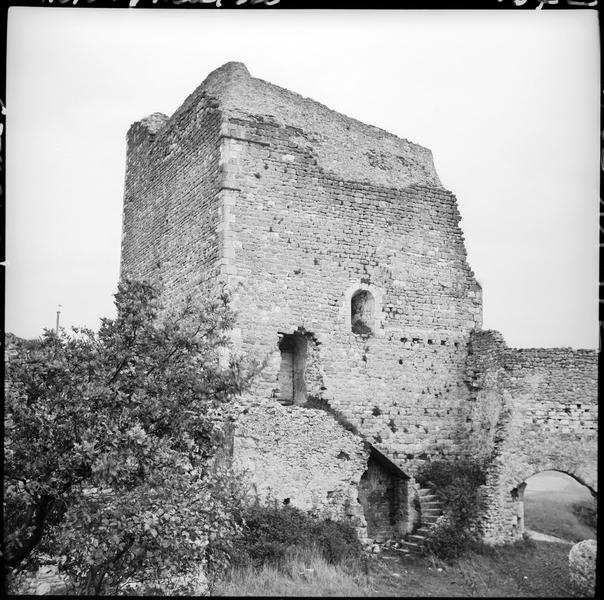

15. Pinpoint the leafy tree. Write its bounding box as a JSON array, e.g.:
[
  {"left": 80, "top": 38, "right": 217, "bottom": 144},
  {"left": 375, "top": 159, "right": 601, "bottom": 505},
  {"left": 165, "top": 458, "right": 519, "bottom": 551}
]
[{"left": 4, "top": 280, "right": 258, "bottom": 593}]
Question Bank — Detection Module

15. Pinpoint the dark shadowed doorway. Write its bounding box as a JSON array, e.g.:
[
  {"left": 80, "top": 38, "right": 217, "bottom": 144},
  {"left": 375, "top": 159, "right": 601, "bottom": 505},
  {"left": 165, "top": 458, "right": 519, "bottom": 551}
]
[{"left": 277, "top": 332, "right": 308, "bottom": 406}]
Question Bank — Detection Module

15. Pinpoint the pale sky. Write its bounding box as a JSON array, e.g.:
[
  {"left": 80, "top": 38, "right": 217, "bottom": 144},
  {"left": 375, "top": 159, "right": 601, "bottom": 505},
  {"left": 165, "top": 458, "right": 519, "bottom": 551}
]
[{"left": 5, "top": 8, "right": 600, "bottom": 349}]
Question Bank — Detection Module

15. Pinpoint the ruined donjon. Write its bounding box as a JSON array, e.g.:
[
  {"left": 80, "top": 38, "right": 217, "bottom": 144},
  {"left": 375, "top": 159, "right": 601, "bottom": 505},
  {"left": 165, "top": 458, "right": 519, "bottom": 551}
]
[{"left": 120, "top": 62, "right": 597, "bottom": 547}]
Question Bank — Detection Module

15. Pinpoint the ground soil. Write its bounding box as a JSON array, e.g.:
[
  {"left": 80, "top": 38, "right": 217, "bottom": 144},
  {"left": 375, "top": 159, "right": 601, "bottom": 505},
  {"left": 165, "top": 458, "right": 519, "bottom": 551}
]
[{"left": 367, "top": 540, "right": 584, "bottom": 597}]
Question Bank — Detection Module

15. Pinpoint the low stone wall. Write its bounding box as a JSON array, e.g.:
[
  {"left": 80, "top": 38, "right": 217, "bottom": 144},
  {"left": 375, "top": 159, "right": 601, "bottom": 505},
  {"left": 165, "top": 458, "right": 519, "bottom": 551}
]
[{"left": 569, "top": 539, "right": 596, "bottom": 596}]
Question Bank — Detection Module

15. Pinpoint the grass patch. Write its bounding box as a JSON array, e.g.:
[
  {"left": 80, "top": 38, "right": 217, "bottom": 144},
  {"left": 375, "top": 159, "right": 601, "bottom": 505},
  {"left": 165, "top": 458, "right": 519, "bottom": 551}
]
[
  {"left": 524, "top": 489, "right": 597, "bottom": 542},
  {"left": 212, "top": 546, "right": 372, "bottom": 597},
  {"left": 207, "top": 501, "right": 364, "bottom": 584},
  {"left": 366, "top": 538, "right": 581, "bottom": 598},
  {"left": 453, "top": 539, "right": 580, "bottom": 597}
]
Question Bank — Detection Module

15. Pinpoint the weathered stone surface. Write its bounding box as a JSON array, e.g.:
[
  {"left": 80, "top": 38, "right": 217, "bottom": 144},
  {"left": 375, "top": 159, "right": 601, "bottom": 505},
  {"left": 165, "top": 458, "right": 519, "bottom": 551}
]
[
  {"left": 231, "top": 395, "right": 370, "bottom": 537},
  {"left": 120, "top": 62, "right": 598, "bottom": 544},
  {"left": 463, "top": 332, "right": 598, "bottom": 543},
  {"left": 569, "top": 539, "right": 596, "bottom": 596}
]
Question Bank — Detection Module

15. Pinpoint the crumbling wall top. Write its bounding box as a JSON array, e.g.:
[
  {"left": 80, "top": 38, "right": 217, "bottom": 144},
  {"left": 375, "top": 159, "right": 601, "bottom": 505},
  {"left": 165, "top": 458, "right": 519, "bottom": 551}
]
[
  {"left": 130, "top": 62, "right": 444, "bottom": 190},
  {"left": 199, "top": 62, "right": 443, "bottom": 189}
]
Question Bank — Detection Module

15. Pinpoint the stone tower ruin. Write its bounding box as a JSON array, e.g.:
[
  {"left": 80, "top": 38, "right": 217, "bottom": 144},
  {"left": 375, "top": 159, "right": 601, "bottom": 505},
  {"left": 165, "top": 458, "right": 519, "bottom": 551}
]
[{"left": 120, "top": 62, "right": 597, "bottom": 545}]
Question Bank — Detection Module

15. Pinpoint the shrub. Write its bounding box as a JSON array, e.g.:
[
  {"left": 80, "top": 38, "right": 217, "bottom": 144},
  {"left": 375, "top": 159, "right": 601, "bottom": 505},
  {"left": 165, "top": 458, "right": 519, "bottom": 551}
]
[
  {"left": 416, "top": 458, "right": 487, "bottom": 561},
  {"left": 212, "top": 502, "right": 364, "bottom": 574}
]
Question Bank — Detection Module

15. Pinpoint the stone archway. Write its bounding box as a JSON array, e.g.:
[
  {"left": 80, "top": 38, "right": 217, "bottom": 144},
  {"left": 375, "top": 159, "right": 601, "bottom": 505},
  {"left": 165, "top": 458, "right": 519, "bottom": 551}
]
[
  {"left": 357, "top": 446, "right": 413, "bottom": 542},
  {"left": 478, "top": 455, "right": 598, "bottom": 544},
  {"left": 509, "top": 466, "right": 597, "bottom": 538},
  {"left": 509, "top": 462, "right": 597, "bottom": 499}
]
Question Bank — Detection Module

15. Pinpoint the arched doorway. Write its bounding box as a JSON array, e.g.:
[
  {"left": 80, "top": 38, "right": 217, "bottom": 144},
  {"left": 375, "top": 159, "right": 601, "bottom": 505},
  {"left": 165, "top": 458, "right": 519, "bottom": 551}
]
[
  {"left": 277, "top": 332, "right": 308, "bottom": 406},
  {"left": 357, "top": 447, "right": 412, "bottom": 542},
  {"left": 511, "top": 470, "right": 597, "bottom": 542}
]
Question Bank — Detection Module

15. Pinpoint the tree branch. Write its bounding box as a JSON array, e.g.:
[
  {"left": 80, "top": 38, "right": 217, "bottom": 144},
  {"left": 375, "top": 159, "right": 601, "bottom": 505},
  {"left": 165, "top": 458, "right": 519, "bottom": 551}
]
[{"left": 4, "top": 494, "right": 52, "bottom": 570}]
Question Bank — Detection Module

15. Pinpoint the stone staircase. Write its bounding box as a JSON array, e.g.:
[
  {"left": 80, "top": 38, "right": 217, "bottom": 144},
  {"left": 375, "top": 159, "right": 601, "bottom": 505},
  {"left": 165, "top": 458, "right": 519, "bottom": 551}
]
[{"left": 398, "top": 485, "right": 445, "bottom": 555}]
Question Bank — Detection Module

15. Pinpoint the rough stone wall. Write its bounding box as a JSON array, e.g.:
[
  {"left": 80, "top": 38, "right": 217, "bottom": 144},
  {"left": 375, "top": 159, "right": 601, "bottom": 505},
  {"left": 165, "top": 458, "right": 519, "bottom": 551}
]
[
  {"left": 463, "top": 330, "right": 598, "bottom": 542},
  {"left": 202, "top": 63, "right": 482, "bottom": 476},
  {"left": 229, "top": 397, "right": 369, "bottom": 538},
  {"left": 120, "top": 91, "right": 225, "bottom": 300}
]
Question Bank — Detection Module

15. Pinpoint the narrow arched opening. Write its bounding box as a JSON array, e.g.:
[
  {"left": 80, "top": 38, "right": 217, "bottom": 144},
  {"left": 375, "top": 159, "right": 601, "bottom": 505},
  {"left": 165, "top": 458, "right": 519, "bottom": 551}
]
[
  {"left": 511, "top": 470, "right": 597, "bottom": 543},
  {"left": 277, "top": 332, "right": 308, "bottom": 406},
  {"left": 351, "top": 290, "right": 375, "bottom": 335}
]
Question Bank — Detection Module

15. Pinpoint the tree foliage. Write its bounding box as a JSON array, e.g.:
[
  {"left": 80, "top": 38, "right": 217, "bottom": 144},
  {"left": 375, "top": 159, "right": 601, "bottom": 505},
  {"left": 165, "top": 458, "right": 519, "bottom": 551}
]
[{"left": 4, "top": 280, "right": 258, "bottom": 593}]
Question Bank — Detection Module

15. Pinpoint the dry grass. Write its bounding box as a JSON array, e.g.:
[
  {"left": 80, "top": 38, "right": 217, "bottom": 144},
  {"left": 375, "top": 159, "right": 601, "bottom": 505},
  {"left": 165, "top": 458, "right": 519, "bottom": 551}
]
[
  {"left": 366, "top": 539, "right": 583, "bottom": 598},
  {"left": 211, "top": 547, "right": 373, "bottom": 597},
  {"left": 212, "top": 538, "right": 586, "bottom": 597}
]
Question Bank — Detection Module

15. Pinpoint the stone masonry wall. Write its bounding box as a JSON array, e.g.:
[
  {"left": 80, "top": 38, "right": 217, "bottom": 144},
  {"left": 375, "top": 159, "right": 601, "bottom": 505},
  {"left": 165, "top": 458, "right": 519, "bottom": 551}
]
[
  {"left": 463, "top": 330, "right": 598, "bottom": 542},
  {"left": 203, "top": 63, "right": 482, "bottom": 477},
  {"left": 120, "top": 91, "right": 225, "bottom": 300},
  {"left": 229, "top": 396, "right": 369, "bottom": 538},
  {"left": 120, "top": 62, "right": 598, "bottom": 545}
]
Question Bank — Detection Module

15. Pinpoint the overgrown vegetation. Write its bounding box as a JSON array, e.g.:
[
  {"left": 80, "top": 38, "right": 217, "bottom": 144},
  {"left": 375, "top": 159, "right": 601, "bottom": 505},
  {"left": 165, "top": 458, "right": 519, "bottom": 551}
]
[
  {"left": 208, "top": 502, "right": 367, "bottom": 595},
  {"left": 4, "top": 280, "right": 260, "bottom": 594},
  {"left": 416, "top": 458, "right": 487, "bottom": 561},
  {"left": 213, "top": 537, "right": 578, "bottom": 598},
  {"left": 211, "top": 502, "right": 365, "bottom": 572},
  {"left": 214, "top": 545, "right": 372, "bottom": 597}
]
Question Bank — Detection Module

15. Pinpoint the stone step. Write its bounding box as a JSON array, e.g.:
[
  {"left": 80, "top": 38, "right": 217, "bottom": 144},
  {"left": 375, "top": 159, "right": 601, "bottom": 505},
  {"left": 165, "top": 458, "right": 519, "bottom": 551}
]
[
  {"left": 421, "top": 501, "right": 443, "bottom": 509},
  {"left": 407, "top": 534, "right": 426, "bottom": 544},
  {"left": 398, "top": 540, "right": 422, "bottom": 552},
  {"left": 415, "top": 526, "right": 432, "bottom": 536},
  {"left": 420, "top": 500, "right": 443, "bottom": 506},
  {"left": 422, "top": 508, "right": 442, "bottom": 515},
  {"left": 419, "top": 494, "right": 438, "bottom": 502},
  {"left": 422, "top": 515, "right": 440, "bottom": 524},
  {"left": 418, "top": 488, "right": 435, "bottom": 496}
]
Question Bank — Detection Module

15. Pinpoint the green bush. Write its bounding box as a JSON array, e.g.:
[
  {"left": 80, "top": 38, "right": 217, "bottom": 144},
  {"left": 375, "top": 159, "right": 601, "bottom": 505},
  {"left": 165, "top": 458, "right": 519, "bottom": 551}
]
[
  {"left": 416, "top": 458, "right": 487, "bottom": 561},
  {"left": 212, "top": 502, "right": 364, "bottom": 573},
  {"left": 422, "top": 519, "right": 481, "bottom": 562}
]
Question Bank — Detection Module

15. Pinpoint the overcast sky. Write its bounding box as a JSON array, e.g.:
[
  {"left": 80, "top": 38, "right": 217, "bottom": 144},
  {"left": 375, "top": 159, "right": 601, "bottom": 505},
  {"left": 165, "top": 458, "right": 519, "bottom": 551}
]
[{"left": 5, "top": 8, "right": 599, "bottom": 349}]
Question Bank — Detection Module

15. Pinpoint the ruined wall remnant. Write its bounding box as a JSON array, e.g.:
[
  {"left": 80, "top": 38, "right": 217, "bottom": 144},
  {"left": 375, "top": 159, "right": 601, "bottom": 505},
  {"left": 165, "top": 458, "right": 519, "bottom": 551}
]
[
  {"left": 463, "top": 331, "right": 598, "bottom": 543},
  {"left": 120, "top": 62, "right": 598, "bottom": 544}
]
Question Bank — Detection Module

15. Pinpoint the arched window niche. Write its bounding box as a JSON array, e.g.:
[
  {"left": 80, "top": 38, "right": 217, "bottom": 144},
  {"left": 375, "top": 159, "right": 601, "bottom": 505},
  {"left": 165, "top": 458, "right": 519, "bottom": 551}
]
[
  {"left": 351, "top": 290, "right": 375, "bottom": 335},
  {"left": 341, "top": 282, "right": 385, "bottom": 337}
]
